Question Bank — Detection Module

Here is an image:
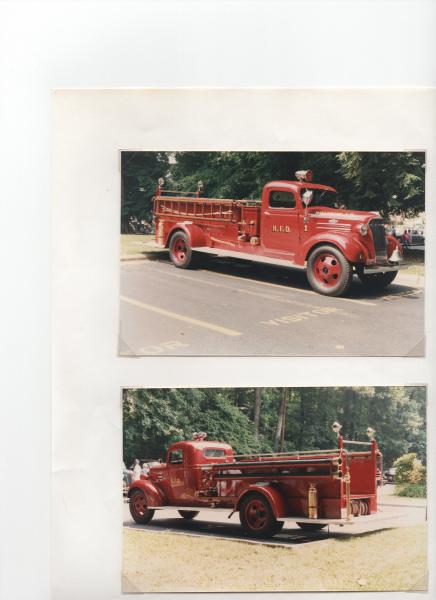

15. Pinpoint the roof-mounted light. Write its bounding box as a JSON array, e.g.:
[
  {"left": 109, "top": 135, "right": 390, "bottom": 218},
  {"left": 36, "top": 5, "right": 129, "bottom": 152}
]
[
  {"left": 295, "top": 169, "right": 313, "bottom": 182},
  {"left": 366, "top": 427, "right": 376, "bottom": 440}
]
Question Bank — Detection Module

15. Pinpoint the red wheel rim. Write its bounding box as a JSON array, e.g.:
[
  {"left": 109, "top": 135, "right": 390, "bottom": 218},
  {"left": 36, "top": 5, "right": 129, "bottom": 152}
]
[
  {"left": 171, "top": 236, "right": 187, "bottom": 264},
  {"left": 132, "top": 492, "right": 147, "bottom": 518},
  {"left": 313, "top": 253, "right": 342, "bottom": 288},
  {"left": 245, "top": 499, "right": 268, "bottom": 530}
]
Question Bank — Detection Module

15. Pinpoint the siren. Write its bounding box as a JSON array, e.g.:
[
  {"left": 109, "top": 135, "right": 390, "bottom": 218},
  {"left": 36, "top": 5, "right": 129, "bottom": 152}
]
[
  {"left": 192, "top": 432, "right": 207, "bottom": 441},
  {"left": 158, "top": 177, "right": 165, "bottom": 189},
  {"left": 295, "top": 169, "right": 313, "bottom": 182}
]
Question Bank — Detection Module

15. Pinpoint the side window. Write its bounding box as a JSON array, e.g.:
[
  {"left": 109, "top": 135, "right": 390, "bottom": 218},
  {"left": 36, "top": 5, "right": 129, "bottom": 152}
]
[
  {"left": 169, "top": 449, "right": 183, "bottom": 464},
  {"left": 203, "top": 449, "right": 226, "bottom": 458},
  {"left": 269, "top": 190, "right": 296, "bottom": 209}
]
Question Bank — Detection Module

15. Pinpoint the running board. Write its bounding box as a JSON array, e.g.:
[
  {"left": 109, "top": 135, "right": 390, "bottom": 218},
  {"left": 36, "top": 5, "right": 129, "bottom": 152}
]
[
  {"left": 146, "top": 241, "right": 306, "bottom": 270},
  {"left": 194, "top": 247, "right": 306, "bottom": 269}
]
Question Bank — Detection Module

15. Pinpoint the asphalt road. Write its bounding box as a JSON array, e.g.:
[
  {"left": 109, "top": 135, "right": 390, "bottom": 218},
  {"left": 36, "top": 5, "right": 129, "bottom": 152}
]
[
  {"left": 123, "top": 486, "right": 426, "bottom": 548},
  {"left": 119, "top": 254, "right": 424, "bottom": 356}
]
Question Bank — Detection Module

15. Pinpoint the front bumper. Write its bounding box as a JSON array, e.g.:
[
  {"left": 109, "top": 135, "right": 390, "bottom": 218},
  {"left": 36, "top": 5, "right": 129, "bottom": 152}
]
[
  {"left": 363, "top": 247, "right": 402, "bottom": 274},
  {"left": 363, "top": 264, "right": 400, "bottom": 274}
]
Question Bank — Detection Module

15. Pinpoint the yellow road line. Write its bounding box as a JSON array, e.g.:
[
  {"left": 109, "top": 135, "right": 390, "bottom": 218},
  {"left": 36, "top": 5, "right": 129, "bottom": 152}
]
[
  {"left": 198, "top": 269, "right": 377, "bottom": 307},
  {"left": 120, "top": 295, "right": 242, "bottom": 337}
]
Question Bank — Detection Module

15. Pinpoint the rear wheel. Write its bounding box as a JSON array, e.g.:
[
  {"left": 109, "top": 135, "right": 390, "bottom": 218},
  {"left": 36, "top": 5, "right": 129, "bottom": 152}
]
[
  {"left": 296, "top": 522, "right": 327, "bottom": 531},
  {"left": 169, "top": 231, "right": 194, "bottom": 269},
  {"left": 307, "top": 245, "right": 352, "bottom": 296},
  {"left": 129, "top": 490, "right": 155, "bottom": 524},
  {"left": 357, "top": 269, "right": 398, "bottom": 290},
  {"left": 239, "top": 493, "right": 279, "bottom": 538},
  {"left": 178, "top": 510, "right": 200, "bottom": 520}
]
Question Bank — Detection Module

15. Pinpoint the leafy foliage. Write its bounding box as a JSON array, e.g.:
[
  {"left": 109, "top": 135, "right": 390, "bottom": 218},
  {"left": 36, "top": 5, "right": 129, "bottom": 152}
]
[
  {"left": 123, "top": 386, "right": 426, "bottom": 469},
  {"left": 121, "top": 151, "right": 169, "bottom": 231},
  {"left": 120, "top": 151, "right": 425, "bottom": 230},
  {"left": 394, "top": 452, "right": 426, "bottom": 484}
]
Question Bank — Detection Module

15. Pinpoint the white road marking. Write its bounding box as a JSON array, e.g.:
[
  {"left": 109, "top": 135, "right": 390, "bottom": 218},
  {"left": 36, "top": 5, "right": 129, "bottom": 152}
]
[
  {"left": 381, "top": 289, "right": 422, "bottom": 302},
  {"left": 120, "top": 295, "right": 242, "bottom": 337},
  {"left": 136, "top": 340, "right": 190, "bottom": 355},
  {"left": 260, "top": 307, "right": 345, "bottom": 326}
]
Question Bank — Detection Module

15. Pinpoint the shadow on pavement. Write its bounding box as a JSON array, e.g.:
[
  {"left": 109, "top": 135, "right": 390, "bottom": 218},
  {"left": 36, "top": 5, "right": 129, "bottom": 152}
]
[
  {"left": 140, "top": 252, "right": 421, "bottom": 302},
  {"left": 123, "top": 517, "right": 397, "bottom": 547}
]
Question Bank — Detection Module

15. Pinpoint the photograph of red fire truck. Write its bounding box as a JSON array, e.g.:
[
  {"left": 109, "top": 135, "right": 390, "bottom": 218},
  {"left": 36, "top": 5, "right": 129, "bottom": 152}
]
[
  {"left": 152, "top": 170, "right": 403, "bottom": 297},
  {"left": 122, "top": 386, "right": 427, "bottom": 593},
  {"left": 128, "top": 429, "right": 381, "bottom": 538},
  {"left": 120, "top": 152, "right": 424, "bottom": 357}
]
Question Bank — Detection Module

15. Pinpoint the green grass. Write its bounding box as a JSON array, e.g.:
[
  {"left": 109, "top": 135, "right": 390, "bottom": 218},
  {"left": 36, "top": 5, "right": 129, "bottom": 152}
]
[
  {"left": 123, "top": 524, "right": 427, "bottom": 593},
  {"left": 401, "top": 247, "right": 425, "bottom": 276},
  {"left": 120, "top": 234, "right": 162, "bottom": 256},
  {"left": 395, "top": 483, "right": 427, "bottom": 498}
]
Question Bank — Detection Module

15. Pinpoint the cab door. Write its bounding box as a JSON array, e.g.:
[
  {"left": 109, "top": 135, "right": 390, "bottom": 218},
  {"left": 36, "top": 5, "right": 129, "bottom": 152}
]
[
  {"left": 261, "top": 188, "right": 300, "bottom": 260},
  {"left": 166, "top": 447, "right": 187, "bottom": 503}
]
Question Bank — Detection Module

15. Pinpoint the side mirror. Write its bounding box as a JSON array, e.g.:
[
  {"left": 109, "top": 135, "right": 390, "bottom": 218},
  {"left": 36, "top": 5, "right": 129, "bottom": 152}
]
[{"left": 302, "top": 190, "right": 313, "bottom": 207}]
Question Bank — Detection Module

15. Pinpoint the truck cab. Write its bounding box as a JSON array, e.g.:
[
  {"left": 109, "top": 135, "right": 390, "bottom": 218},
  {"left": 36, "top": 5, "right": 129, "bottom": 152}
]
[
  {"left": 260, "top": 179, "right": 339, "bottom": 258},
  {"left": 148, "top": 439, "right": 234, "bottom": 505}
]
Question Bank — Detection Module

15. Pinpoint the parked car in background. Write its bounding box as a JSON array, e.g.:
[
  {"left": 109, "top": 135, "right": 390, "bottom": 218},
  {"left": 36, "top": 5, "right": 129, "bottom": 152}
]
[{"left": 384, "top": 467, "right": 397, "bottom": 483}]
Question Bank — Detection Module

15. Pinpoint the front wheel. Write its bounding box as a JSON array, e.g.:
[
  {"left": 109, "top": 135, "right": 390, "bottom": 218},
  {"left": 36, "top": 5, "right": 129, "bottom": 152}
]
[
  {"left": 129, "top": 490, "right": 155, "bottom": 524},
  {"left": 357, "top": 269, "right": 398, "bottom": 290},
  {"left": 239, "top": 493, "right": 279, "bottom": 538},
  {"left": 169, "top": 231, "right": 194, "bottom": 269},
  {"left": 178, "top": 510, "right": 199, "bottom": 520},
  {"left": 296, "top": 522, "right": 327, "bottom": 531},
  {"left": 307, "top": 245, "right": 352, "bottom": 296}
]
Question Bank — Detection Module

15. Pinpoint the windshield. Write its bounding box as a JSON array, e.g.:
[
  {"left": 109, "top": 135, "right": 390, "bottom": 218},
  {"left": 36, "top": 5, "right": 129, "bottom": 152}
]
[{"left": 302, "top": 188, "right": 344, "bottom": 209}]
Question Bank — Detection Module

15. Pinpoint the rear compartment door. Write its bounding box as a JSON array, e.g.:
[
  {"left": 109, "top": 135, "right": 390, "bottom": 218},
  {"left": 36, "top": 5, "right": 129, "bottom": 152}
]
[{"left": 261, "top": 189, "right": 300, "bottom": 259}]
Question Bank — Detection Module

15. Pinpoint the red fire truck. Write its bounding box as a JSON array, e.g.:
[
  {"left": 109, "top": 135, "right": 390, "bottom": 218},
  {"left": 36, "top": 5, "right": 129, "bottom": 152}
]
[
  {"left": 151, "top": 171, "right": 402, "bottom": 296},
  {"left": 127, "top": 428, "right": 382, "bottom": 538}
]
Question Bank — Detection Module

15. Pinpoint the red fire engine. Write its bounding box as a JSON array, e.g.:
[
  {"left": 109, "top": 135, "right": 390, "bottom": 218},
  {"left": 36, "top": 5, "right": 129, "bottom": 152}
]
[
  {"left": 151, "top": 171, "right": 402, "bottom": 296},
  {"left": 128, "top": 427, "right": 382, "bottom": 538}
]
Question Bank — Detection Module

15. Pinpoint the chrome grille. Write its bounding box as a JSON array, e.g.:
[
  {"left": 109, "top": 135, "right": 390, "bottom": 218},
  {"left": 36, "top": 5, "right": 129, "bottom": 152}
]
[{"left": 369, "top": 218, "right": 387, "bottom": 261}]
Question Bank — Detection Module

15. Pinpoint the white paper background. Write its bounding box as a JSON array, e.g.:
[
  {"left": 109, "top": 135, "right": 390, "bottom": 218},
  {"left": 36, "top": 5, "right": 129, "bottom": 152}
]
[
  {"left": 52, "top": 89, "right": 434, "bottom": 599},
  {"left": 1, "top": 2, "right": 436, "bottom": 600}
]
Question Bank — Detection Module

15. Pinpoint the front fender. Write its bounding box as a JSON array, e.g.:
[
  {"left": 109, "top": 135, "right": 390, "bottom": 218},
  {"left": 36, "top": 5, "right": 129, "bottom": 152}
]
[
  {"left": 302, "top": 233, "right": 370, "bottom": 264},
  {"left": 165, "top": 223, "right": 207, "bottom": 248},
  {"left": 128, "top": 479, "right": 166, "bottom": 507},
  {"left": 236, "top": 485, "right": 287, "bottom": 518}
]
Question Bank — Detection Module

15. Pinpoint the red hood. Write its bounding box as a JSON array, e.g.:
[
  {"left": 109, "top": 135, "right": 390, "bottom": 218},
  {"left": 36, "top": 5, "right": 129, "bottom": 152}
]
[{"left": 308, "top": 207, "right": 381, "bottom": 223}]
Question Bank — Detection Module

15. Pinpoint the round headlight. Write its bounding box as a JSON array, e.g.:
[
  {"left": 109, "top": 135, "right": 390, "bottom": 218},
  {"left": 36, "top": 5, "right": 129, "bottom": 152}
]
[{"left": 359, "top": 223, "right": 368, "bottom": 236}]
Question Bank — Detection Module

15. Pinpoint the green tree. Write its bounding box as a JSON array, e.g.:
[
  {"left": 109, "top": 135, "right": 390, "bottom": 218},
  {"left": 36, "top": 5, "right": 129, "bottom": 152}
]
[
  {"left": 337, "top": 152, "right": 425, "bottom": 216},
  {"left": 123, "top": 386, "right": 426, "bottom": 469},
  {"left": 121, "top": 151, "right": 425, "bottom": 228},
  {"left": 121, "top": 151, "right": 169, "bottom": 231}
]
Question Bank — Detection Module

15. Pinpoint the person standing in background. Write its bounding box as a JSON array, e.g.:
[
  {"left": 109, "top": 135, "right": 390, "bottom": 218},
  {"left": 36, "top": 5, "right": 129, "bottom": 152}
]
[{"left": 132, "top": 458, "right": 141, "bottom": 481}]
